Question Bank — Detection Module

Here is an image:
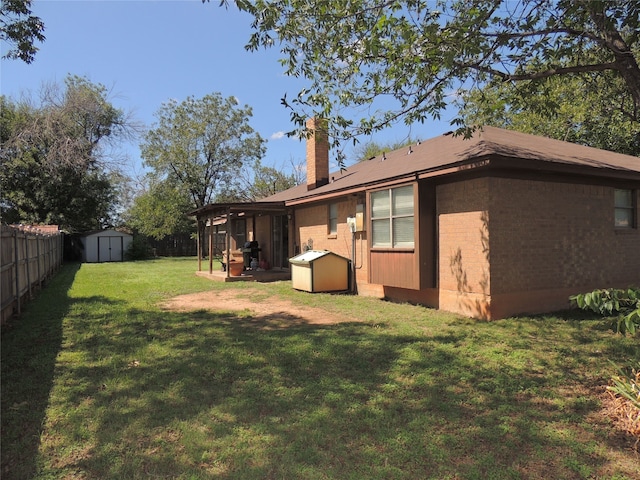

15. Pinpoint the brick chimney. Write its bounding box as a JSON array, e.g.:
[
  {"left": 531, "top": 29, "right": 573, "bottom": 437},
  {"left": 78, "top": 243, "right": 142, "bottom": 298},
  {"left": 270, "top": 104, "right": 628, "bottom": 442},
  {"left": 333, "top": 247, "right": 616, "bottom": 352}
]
[{"left": 306, "top": 117, "right": 329, "bottom": 190}]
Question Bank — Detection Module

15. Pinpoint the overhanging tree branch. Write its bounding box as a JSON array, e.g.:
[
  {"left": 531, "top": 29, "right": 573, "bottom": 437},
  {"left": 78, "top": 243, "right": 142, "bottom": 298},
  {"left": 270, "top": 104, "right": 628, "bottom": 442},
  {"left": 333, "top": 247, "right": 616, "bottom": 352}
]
[
  {"left": 208, "top": 0, "right": 640, "bottom": 149},
  {"left": 470, "top": 61, "right": 619, "bottom": 82}
]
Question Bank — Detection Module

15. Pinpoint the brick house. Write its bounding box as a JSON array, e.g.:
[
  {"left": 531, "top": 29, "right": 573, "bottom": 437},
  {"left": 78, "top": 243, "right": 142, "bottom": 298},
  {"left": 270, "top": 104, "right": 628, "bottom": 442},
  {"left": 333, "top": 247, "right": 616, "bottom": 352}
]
[{"left": 191, "top": 122, "right": 640, "bottom": 319}]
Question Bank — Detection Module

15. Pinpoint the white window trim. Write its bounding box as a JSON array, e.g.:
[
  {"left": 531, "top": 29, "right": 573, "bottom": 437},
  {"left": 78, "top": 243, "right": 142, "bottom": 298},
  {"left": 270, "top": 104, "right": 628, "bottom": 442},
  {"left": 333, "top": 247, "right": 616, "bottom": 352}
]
[
  {"left": 370, "top": 184, "right": 415, "bottom": 249},
  {"left": 328, "top": 203, "right": 338, "bottom": 235},
  {"left": 614, "top": 188, "right": 636, "bottom": 229}
]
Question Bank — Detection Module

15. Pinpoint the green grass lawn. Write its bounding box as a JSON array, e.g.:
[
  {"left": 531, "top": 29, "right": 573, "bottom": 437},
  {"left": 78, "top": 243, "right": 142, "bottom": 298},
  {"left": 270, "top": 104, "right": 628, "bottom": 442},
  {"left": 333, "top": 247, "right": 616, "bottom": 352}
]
[{"left": 2, "top": 258, "right": 639, "bottom": 479}]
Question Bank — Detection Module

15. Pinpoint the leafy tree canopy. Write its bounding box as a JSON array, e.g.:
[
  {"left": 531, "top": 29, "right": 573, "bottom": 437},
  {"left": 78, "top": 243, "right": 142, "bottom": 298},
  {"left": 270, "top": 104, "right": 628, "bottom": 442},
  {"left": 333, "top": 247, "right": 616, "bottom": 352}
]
[
  {"left": 459, "top": 70, "right": 640, "bottom": 156},
  {"left": 219, "top": 158, "right": 302, "bottom": 202},
  {"left": 1, "top": 76, "right": 137, "bottom": 232},
  {"left": 124, "top": 181, "right": 195, "bottom": 240},
  {"left": 138, "top": 93, "right": 265, "bottom": 245},
  {"left": 140, "top": 92, "right": 266, "bottom": 209},
  {"left": 212, "top": 0, "right": 639, "bottom": 157},
  {"left": 354, "top": 136, "right": 421, "bottom": 162},
  {"left": 1, "top": 0, "right": 45, "bottom": 63}
]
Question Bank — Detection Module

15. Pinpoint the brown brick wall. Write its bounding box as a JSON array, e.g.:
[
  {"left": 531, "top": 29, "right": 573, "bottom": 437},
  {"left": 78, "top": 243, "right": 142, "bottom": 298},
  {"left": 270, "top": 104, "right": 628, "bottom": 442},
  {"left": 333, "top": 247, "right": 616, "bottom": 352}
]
[
  {"left": 436, "top": 176, "right": 640, "bottom": 318},
  {"left": 294, "top": 197, "right": 371, "bottom": 287},
  {"left": 490, "top": 178, "right": 640, "bottom": 296},
  {"left": 437, "top": 178, "right": 492, "bottom": 317},
  {"left": 290, "top": 175, "right": 639, "bottom": 319}
]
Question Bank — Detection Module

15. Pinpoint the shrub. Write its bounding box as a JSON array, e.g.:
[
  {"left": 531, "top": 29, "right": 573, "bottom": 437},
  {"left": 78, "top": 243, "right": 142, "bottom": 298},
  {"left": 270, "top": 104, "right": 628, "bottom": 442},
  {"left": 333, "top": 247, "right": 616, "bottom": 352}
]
[
  {"left": 570, "top": 290, "right": 640, "bottom": 443},
  {"left": 124, "top": 235, "right": 152, "bottom": 261},
  {"left": 570, "top": 287, "right": 640, "bottom": 336},
  {"left": 607, "top": 362, "right": 640, "bottom": 441},
  {"left": 609, "top": 362, "right": 640, "bottom": 411},
  {"left": 617, "top": 308, "right": 640, "bottom": 336}
]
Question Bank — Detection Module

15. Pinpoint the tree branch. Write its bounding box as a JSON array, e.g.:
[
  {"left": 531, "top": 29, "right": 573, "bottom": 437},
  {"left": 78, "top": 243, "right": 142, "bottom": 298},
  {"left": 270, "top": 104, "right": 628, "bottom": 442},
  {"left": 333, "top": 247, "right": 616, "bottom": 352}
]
[{"left": 469, "top": 61, "right": 619, "bottom": 82}]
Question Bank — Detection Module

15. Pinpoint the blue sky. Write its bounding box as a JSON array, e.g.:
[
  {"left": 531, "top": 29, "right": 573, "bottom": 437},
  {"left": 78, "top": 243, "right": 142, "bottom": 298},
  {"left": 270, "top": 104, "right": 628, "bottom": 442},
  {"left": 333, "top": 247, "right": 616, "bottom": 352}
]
[{"left": 1, "top": 0, "right": 453, "bottom": 179}]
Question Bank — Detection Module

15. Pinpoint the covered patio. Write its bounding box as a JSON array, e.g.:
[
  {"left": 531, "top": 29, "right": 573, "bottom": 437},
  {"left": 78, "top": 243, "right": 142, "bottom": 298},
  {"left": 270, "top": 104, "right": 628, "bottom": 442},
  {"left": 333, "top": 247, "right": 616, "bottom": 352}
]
[
  {"left": 189, "top": 201, "right": 292, "bottom": 282},
  {"left": 195, "top": 268, "right": 291, "bottom": 283}
]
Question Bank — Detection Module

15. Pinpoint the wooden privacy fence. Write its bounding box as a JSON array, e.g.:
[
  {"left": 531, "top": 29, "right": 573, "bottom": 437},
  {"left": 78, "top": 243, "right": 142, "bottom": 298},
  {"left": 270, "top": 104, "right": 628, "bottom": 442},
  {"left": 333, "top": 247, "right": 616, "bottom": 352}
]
[
  {"left": 1, "top": 225, "right": 64, "bottom": 325},
  {"left": 147, "top": 233, "right": 198, "bottom": 257}
]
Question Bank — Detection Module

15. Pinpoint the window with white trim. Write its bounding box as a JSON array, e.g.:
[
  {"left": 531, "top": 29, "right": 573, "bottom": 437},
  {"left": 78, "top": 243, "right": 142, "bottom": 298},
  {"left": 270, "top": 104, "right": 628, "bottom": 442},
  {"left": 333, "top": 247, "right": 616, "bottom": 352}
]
[
  {"left": 371, "top": 185, "right": 415, "bottom": 248},
  {"left": 614, "top": 189, "right": 635, "bottom": 228},
  {"left": 328, "top": 203, "right": 338, "bottom": 235}
]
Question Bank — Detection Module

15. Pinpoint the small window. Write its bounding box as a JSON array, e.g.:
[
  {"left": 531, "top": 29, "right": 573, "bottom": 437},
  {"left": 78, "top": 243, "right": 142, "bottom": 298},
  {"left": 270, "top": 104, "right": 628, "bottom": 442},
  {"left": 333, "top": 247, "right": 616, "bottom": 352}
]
[
  {"left": 371, "top": 185, "right": 415, "bottom": 248},
  {"left": 328, "top": 203, "right": 338, "bottom": 235},
  {"left": 614, "top": 189, "right": 635, "bottom": 228},
  {"left": 235, "top": 219, "right": 246, "bottom": 246}
]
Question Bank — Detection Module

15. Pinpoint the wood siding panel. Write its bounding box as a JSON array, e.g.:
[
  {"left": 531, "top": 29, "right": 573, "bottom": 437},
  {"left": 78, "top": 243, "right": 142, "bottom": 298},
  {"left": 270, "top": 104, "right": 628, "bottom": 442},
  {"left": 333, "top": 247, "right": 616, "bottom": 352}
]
[
  {"left": 369, "top": 250, "right": 418, "bottom": 289},
  {"left": 418, "top": 180, "right": 437, "bottom": 289}
]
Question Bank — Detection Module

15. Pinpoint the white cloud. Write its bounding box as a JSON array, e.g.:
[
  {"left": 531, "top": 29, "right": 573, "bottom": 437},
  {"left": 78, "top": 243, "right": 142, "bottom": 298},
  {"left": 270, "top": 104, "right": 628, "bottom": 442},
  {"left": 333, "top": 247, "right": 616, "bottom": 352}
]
[{"left": 271, "top": 131, "right": 286, "bottom": 140}]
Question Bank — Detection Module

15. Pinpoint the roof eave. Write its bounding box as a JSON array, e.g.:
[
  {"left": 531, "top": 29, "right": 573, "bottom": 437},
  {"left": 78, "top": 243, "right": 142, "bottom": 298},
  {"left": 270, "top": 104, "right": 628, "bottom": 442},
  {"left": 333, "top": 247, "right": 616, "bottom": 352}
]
[
  {"left": 488, "top": 156, "right": 640, "bottom": 182},
  {"left": 189, "top": 201, "right": 287, "bottom": 219},
  {"left": 285, "top": 155, "right": 640, "bottom": 207},
  {"left": 285, "top": 159, "right": 493, "bottom": 206}
]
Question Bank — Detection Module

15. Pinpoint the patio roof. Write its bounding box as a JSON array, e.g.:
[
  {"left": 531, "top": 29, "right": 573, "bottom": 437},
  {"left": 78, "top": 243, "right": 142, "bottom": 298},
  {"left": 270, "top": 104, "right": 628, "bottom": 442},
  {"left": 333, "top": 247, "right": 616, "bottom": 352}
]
[{"left": 189, "top": 201, "right": 287, "bottom": 220}]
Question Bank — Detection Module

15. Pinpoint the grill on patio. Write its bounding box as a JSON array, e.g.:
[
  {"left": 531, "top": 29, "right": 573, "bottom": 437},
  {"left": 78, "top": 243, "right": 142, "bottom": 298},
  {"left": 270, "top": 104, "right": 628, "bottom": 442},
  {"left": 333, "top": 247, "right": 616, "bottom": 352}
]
[{"left": 241, "top": 241, "right": 260, "bottom": 269}]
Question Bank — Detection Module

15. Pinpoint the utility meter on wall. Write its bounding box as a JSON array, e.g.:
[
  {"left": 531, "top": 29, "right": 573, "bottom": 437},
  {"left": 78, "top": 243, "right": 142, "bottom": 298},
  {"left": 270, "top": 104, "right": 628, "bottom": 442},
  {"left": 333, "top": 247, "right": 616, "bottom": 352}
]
[
  {"left": 355, "top": 204, "right": 365, "bottom": 232},
  {"left": 346, "top": 216, "right": 357, "bottom": 233}
]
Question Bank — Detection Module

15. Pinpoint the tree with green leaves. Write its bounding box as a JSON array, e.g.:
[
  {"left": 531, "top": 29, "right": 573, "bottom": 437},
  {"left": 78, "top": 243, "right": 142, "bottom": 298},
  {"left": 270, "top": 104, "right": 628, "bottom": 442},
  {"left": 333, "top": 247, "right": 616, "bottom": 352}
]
[
  {"left": 124, "top": 181, "right": 195, "bottom": 240},
  {"left": 354, "top": 136, "right": 421, "bottom": 162},
  {"left": 218, "top": 158, "right": 302, "bottom": 202},
  {"left": 139, "top": 93, "right": 265, "bottom": 248},
  {"left": 1, "top": 76, "right": 136, "bottom": 232},
  {"left": 1, "top": 0, "right": 45, "bottom": 63},
  {"left": 458, "top": 71, "right": 640, "bottom": 156},
  {"left": 212, "top": 0, "right": 639, "bottom": 156}
]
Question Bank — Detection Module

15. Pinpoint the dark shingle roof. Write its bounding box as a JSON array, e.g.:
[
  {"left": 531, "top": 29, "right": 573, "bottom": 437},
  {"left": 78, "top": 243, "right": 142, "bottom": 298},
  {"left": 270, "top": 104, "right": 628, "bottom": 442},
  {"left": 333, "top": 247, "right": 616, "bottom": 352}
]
[{"left": 260, "top": 126, "right": 640, "bottom": 205}]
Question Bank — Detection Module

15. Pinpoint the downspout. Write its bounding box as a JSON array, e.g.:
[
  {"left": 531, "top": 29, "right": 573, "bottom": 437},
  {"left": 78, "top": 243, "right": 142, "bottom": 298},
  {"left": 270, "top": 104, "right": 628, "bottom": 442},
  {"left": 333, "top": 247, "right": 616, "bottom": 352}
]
[
  {"left": 289, "top": 208, "right": 295, "bottom": 259},
  {"left": 347, "top": 217, "right": 357, "bottom": 293},
  {"left": 351, "top": 228, "right": 356, "bottom": 293},
  {"left": 347, "top": 211, "right": 364, "bottom": 293}
]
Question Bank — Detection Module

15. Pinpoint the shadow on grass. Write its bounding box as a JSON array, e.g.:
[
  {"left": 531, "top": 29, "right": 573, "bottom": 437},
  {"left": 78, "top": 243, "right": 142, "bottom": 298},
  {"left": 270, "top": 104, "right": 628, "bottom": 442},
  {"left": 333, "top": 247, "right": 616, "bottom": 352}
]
[
  {"left": 1, "top": 263, "right": 81, "bottom": 480},
  {"left": 41, "top": 306, "right": 639, "bottom": 478},
  {"left": 3, "top": 284, "right": 639, "bottom": 479}
]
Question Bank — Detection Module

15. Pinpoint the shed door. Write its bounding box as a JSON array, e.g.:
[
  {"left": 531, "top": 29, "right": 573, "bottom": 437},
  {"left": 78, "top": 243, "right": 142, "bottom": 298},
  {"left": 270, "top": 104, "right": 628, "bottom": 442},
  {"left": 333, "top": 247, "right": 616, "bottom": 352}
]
[{"left": 98, "top": 236, "right": 123, "bottom": 262}]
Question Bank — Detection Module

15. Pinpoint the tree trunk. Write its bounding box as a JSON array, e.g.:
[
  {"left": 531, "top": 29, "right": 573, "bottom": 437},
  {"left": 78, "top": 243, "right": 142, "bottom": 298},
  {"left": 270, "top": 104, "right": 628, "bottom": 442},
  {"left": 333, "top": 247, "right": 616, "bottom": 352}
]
[{"left": 589, "top": 6, "right": 640, "bottom": 118}]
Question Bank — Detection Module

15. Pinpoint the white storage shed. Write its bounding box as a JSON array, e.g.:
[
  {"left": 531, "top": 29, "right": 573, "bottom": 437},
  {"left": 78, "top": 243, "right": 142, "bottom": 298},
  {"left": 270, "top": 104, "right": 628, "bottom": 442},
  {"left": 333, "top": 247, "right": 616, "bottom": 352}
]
[
  {"left": 289, "top": 250, "right": 351, "bottom": 293},
  {"left": 80, "top": 230, "right": 133, "bottom": 263}
]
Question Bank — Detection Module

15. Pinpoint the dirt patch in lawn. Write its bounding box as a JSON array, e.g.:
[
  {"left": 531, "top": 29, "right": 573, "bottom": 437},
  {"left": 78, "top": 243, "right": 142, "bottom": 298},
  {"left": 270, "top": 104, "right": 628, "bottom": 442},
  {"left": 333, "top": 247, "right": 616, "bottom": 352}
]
[{"left": 161, "top": 287, "right": 356, "bottom": 327}]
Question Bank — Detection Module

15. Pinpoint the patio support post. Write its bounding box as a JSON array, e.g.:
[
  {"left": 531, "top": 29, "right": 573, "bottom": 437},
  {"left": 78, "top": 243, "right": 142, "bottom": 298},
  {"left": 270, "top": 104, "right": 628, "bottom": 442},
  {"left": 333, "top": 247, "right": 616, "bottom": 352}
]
[
  {"left": 226, "top": 207, "right": 231, "bottom": 279},
  {"left": 196, "top": 218, "right": 202, "bottom": 272},
  {"left": 208, "top": 216, "right": 214, "bottom": 274}
]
